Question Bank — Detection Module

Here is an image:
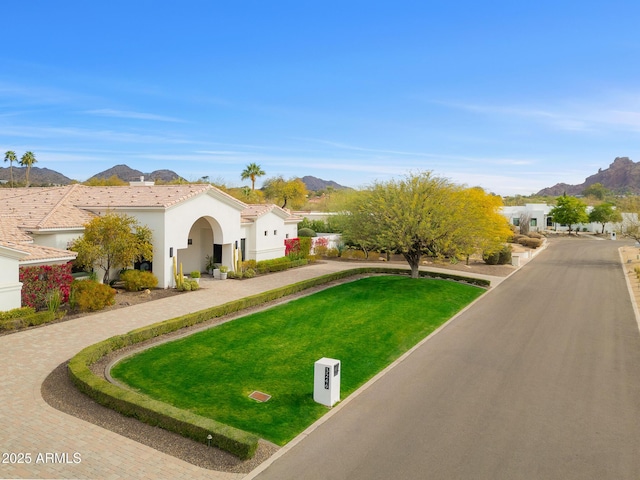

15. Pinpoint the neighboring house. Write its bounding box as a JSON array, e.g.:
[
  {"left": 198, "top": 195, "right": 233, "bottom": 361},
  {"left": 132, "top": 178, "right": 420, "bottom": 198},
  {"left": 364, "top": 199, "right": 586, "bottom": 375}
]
[
  {"left": 502, "top": 204, "right": 553, "bottom": 232},
  {"left": 0, "top": 184, "right": 301, "bottom": 309},
  {"left": 501, "top": 203, "right": 632, "bottom": 234}
]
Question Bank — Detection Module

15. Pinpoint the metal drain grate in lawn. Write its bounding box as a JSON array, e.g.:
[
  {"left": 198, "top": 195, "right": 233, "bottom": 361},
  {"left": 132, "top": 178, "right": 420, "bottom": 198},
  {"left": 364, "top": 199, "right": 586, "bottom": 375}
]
[{"left": 110, "top": 276, "right": 484, "bottom": 445}]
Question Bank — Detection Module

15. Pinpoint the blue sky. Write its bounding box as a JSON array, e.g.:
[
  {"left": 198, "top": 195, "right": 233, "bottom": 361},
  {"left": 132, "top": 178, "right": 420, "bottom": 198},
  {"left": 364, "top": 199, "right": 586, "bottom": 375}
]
[{"left": 2, "top": 1, "right": 640, "bottom": 195}]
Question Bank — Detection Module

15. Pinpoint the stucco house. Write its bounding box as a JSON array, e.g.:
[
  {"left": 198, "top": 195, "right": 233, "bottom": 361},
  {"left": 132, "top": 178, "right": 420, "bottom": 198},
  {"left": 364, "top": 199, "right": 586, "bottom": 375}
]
[
  {"left": 501, "top": 203, "right": 633, "bottom": 234},
  {"left": 0, "top": 184, "right": 301, "bottom": 310}
]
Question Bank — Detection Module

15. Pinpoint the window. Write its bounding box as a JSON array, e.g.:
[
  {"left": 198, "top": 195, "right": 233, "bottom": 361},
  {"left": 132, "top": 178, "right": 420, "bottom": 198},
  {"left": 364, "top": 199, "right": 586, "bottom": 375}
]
[
  {"left": 530, "top": 218, "right": 537, "bottom": 227},
  {"left": 512, "top": 218, "right": 520, "bottom": 226},
  {"left": 264, "top": 231, "right": 268, "bottom": 236},
  {"left": 273, "top": 230, "right": 277, "bottom": 235}
]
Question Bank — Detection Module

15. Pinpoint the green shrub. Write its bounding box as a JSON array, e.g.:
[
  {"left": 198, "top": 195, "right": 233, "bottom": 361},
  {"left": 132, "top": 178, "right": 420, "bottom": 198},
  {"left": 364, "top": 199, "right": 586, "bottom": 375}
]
[
  {"left": 498, "top": 245, "right": 513, "bottom": 265},
  {"left": 243, "top": 268, "right": 256, "bottom": 278},
  {"left": 314, "top": 245, "right": 328, "bottom": 256},
  {"left": 0, "top": 310, "right": 56, "bottom": 331},
  {"left": 190, "top": 271, "right": 201, "bottom": 278},
  {"left": 120, "top": 270, "right": 159, "bottom": 292},
  {"left": 520, "top": 238, "right": 542, "bottom": 248},
  {"left": 297, "top": 227, "right": 316, "bottom": 237},
  {"left": 241, "top": 260, "right": 257, "bottom": 271},
  {"left": 71, "top": 280, "right": 116, "bottom": 312},
  {"left": 0, "top": 306, "right": 35, "bottom": 321},
  {"left": 298, "top": 237, "right": 312, "bottom": 258},
  {"left": 256, "top": 257, "right": 291, "bottom": 274},
  {"left": 47, "top": 289, "right": 62, "bottom": 313},
  {"left": 326, "top": 248, "right": 340, "bottom": 258},
  {"left": 483, "top": 251, "right": 500, "bottom": 265},
  {"left": 343, "top": 249, "right": 367, "bottom": 260},
  {"left": 178, "top": 279, "right": 199, "bottom": 291}
]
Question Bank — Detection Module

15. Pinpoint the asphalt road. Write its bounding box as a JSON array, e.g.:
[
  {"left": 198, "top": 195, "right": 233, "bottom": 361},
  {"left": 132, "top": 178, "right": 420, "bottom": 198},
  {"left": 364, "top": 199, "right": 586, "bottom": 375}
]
[{"left": 252, "top": 238, "right": 640, "bottom": 480}]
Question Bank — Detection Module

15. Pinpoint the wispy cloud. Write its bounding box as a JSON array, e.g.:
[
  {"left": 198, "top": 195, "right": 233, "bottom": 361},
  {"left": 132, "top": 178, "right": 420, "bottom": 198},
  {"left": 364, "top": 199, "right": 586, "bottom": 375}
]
[
  {"left": 431, "top": 95, "right": 640, "bottom": 133},
  {"left": 84, "top": 109, "right": 186, "bottom": 123},
  {"left": 0, "top": 124, "right": 191, "bottom": 144}
]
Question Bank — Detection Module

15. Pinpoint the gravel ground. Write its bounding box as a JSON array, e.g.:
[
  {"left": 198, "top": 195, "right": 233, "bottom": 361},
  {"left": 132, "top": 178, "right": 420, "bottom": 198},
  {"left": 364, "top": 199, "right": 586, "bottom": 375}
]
[{"left": 39, "top": 260, "right": 516, "bottom": 473}]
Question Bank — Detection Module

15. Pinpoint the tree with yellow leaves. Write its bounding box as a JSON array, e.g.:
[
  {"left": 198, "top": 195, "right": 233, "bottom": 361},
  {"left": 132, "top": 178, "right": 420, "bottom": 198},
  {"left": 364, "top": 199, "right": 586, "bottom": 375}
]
[{"left": 338, "top": 172, "right": 511, "bottom": 277}]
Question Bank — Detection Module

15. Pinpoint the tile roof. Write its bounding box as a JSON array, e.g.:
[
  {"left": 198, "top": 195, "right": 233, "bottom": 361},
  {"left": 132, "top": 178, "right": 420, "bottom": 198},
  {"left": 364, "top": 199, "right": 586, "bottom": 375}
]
[
  {"left": 0, "top": 241, "right": 77, "bottom": 264},
  {"left": 0, "top": 184, "right": 299, "bottom": 263}
]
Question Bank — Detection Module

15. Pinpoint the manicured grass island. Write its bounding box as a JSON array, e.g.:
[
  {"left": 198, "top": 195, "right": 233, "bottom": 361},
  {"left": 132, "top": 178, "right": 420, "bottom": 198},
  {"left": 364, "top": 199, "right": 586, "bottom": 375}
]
[{"left": 111, "top": 276, "right": 483, "bottom": 445}]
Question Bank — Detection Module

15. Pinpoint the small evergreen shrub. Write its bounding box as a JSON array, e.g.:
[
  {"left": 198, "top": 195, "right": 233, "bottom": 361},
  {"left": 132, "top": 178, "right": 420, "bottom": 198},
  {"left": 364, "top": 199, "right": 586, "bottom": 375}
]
[
  {"left": 522, "top": 238, "right": 543, "bottom": 248},
  {"left": 71, "top": 280, "right": 116, "bottom": 312},
  {"left": 299, "top": 237, "right": 312, "bottom": 258},
  {"left": 120, "top": 270, "right": 159, "bottom": 292},
  {"left": 243, "top": 268, "right": 256, "bottom": 278},
  {"left": 297, "top": 228, "right": 316, "bottom": 237},
  {"left": 483, "top": 251, "right": 500, "bottom": 265},
  {"left": 498, "top": 245, "right": 512, "bottom": 265}
]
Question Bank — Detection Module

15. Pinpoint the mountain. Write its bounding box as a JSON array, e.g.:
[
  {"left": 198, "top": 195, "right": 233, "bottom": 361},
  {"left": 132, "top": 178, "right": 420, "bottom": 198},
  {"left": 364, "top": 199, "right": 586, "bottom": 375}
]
[
  {"left": 0, "top": 166, "right": 73, "bottom": 186},
  {"left": 536, "top": 157, "right": 640, "bottom": 196},
  {"left": 0, "top": 163, "right": 346, "bottom": 190},
  {"left": 89, "top": 164, "right": 182, "bottom": 183},
  {"left": 300, "top": 176, "right": 350, "bottom": 192}
]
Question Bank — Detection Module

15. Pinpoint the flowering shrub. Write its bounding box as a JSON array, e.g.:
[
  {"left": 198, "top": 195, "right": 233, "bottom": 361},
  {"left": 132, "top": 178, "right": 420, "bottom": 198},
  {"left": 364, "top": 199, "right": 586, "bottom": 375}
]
[
  {"left": 284, "top": 238, "right": 300, "bottom": 256},
  {"left": 20, "top": 264, "right": 73, "bottom": 311},
  {"left": 313, "top": 237, "right": 329, "bottom": 256},
  {"left": 313, "top": 237, "right": 329, "bottom": 247}
]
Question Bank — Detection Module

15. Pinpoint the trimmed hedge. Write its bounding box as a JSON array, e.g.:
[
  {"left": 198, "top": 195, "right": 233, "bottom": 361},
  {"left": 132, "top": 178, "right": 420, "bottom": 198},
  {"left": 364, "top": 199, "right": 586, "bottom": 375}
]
[
  {"left": 67, "top": 267, "right": 489, "bottom": 459},
  {"left": 256, "top": 257, "right": 308, "bottom": 274},
  {"left": 0, "top": 310, "right": 56, "bottom": 331}
]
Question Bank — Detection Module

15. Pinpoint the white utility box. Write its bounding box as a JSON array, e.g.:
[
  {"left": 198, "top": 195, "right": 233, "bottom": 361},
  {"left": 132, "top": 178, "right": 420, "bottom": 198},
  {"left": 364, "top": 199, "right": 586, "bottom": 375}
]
[
  {"left": 611, "top": 232, "right": 617, "bottom": 240},
  {"left": 314, "top": 358, "right": 341, "bottom": 407}
]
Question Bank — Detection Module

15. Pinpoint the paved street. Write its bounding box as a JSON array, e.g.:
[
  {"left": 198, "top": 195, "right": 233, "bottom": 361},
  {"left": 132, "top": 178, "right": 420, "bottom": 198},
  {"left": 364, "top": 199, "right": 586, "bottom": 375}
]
[
  {"left": 252, "top": 238, "right": 640, "bottom": 480},
  {"left": 0, "top": 259, "right": 502, "bottom": 480}
]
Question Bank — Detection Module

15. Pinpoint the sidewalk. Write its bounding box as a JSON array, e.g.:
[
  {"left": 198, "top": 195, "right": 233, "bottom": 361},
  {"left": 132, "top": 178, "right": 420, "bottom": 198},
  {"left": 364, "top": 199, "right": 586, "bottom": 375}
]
[{"left": 0, "top": 261, "right": 505, "bottom": 480}]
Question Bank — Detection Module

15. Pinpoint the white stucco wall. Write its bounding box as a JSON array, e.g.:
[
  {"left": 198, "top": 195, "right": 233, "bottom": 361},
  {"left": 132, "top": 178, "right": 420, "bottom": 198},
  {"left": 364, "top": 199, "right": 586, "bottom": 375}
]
[
  {"left": 29, "top": 229, "right": 85, "bottom": 250},
  {"left": 0, "top": 247, "right": 28, "bottom": 311},
  {"left": 251, "top": 214, "right": 289, "bottom": 261}
]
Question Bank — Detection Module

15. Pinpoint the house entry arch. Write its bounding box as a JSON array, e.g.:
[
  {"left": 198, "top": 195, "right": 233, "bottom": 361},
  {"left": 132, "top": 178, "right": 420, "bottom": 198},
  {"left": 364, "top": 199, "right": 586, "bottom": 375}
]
[{"left": 176, "top": 216, "right": 225, "bottom": 275}]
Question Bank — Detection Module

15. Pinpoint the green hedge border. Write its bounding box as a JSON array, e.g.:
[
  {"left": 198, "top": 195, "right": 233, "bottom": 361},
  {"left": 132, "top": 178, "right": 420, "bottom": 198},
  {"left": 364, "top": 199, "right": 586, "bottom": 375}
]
[
  {"left": 0, "top": 310, "right": 56, "bottom": 331},
  {"left": 67, "top": 267, "right": 489, "bottom": 459}
]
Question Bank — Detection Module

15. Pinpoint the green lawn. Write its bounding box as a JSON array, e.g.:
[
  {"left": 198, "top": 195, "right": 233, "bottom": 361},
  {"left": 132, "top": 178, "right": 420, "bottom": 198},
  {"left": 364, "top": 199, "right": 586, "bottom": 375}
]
[{"left": 111, "top": 275, "right": 483, "bottom": 445}]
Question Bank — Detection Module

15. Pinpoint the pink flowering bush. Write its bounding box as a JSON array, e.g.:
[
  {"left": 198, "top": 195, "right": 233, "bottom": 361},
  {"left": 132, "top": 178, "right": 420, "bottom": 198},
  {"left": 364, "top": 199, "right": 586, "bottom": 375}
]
[
  {"left": 20, "top": 263, "right": 74, "bottom": 311},
  {"left": 284, "top": 238, "right": 301, "bottom": 256}
]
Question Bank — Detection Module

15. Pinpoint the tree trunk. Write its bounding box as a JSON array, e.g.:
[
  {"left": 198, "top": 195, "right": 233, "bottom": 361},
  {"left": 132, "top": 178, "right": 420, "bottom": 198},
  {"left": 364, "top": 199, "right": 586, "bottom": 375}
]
[{"left": 403, "top": 251, "right": 421, "bottom": 279}]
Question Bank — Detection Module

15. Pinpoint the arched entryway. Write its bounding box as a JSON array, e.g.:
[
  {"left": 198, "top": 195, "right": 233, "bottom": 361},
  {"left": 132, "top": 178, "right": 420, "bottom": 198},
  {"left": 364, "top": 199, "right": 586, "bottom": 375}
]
[{"left": 177, "top": 216, "right": 225, "bottom": 274}]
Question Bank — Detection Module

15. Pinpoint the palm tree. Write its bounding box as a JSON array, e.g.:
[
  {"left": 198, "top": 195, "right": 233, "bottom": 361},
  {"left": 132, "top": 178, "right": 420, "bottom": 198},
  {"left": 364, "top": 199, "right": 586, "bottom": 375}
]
[
  {"left": 20, "top": 151, "right": 37, "bottom": 187},
  {"left": 240, "top": 163, "right": 265, "bottom": 191},
  {"left": 4, "top": 151, "right": 17, "bottom": 187}
]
